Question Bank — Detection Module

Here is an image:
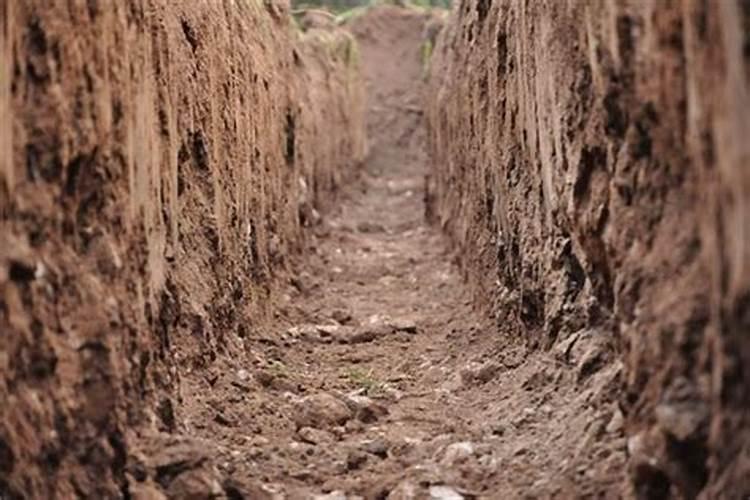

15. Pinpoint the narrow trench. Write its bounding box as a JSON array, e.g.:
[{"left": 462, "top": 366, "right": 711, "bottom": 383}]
[
  {"left": 4, "top": 2, "right": 746, "bottom": 499},
  {"left": 171, "top": 8, "right": 625, "bottom": 500}
]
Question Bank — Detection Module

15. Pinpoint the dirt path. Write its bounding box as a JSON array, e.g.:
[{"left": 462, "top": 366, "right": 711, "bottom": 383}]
[{"left": 134, "top": 7, "right": 627, "bottom": 499}]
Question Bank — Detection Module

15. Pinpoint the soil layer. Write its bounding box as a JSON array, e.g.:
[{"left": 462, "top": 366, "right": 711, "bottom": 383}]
[{"left": 427, "top": 1, "right": 750, "bottom": 497}]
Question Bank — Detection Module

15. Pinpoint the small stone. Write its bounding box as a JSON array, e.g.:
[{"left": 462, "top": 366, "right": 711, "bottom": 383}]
[
  {"left": 655, "top": 401, "right": 707, "bottom": 440},
  {"left": 314, "top": 491, "right": 347, "bottom": 500},
  {"left": 332, "top": 308, "right": 354, "bottom": 324},
  {"left": 342, "top": 393, "right": 388, "bottom": 423},
  {"left": 389, "top": 318, "right": 418, "bottom": 334},
  {"left": 129, "top": 483, "right": 168, "bottom": 500},
  {"left": 442, "top": 441, "right": 474, "bottom": 466},
  {"left": 292, "top": 393, "right": 354, "bottom": 429},
  {"left": 338, "top": 324, "right": 391, "bottom": 344},
  {"left": 429, "top": 485, "right": 464, "bottom": 500},
  {"left": 357, "top": 221, "right": 386, "bottom": 233},
  {"left": 606, "top": 408, "right": 625, "bottom": 434},
  {"left": 237, "top": 369, "right": 250, "bottom": 381},
  {"left": 361, "top": 437, "right": 389, "bottom": 458},
  {"left": 459, "top": 361, "right": 500, "bottom": 386},
  {"left": 298, "top": 427, "right": 335, "bottom": 445}
]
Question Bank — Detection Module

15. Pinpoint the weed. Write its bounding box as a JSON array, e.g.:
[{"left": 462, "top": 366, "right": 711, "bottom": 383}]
[{"left": 345, "top": 367, "right": 384, "bottom": 395}]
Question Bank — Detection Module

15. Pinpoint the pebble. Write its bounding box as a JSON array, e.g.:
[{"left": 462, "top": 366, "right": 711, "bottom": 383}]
[
  {"left": 298, "top": 427, "right": 335, "bottom": 445},
  {"left": 313, "top": 492, "right": 348, "bottom": 500},
  {"left": 292, "top": 393, "right": 353, "bottom": 429},
  {"left": 361, "top": 437, "right": 389, "bottom": 458},
  {"left": 606, "top": 408, "right": 625, "bottom": 434},
  {"left": 442, "top": 441, "right": 474, "bottom": 466},
  {"left": 429, "top": 485, "right": 464, "bottom": 500},
  {"left": 342, "top": 392, "right": 389, "bottom": 422},
  {"left": 389, "top": 318, "right": 418, "bottom": 334},
  {"left": 655, "top": 401, "right": 707, "bottom": 440}
]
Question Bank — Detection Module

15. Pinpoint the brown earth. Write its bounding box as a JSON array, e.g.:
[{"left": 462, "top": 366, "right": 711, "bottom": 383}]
[
  {"left": 427, "top": 1, "right": 750, "bottom": 498},
  {"left": 1, "top": 1, "right": 363, "bottom": 497},
  {"left": 1, "top": 1, "right": 748, "bottom": 500}
]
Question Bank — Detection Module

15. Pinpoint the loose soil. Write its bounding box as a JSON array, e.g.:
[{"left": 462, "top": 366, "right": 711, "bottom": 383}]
[{"left": 164, "top": 7, "right": 626, "bottom": 499}]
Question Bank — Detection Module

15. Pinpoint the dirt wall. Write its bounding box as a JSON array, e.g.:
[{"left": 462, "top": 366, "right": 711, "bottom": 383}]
[
  {"left": 426, "top": 1, "right": 749, "bottom": 497},
  {"left": 0, "top": 1, "right": 364, "bottom": 497}
]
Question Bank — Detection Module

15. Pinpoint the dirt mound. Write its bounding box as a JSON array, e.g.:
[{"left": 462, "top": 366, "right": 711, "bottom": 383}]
[
  {"left": 0, "top": 1, "right": 364, "bottom": 497},
  {"left": 427, "top": 1, "right": 749, "bottom": 497}
]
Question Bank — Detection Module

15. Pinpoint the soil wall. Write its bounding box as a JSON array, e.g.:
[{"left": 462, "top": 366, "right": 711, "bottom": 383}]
[
  {"left": 426, "top": 1, "right": 749, "bottom": 497},
  {"left": 0, "top": 1, "right": 364, "bottom": 497}
]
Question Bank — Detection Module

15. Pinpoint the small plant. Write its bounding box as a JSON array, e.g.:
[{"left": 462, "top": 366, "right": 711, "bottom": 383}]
[{"left": 345, "top": 367, "right": 384, "bottom": 395}]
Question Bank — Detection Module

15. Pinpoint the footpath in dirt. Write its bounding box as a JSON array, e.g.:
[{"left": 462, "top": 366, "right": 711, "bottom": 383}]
[{"left": 132, "top": 7, "right": 627, "bottom": 499}]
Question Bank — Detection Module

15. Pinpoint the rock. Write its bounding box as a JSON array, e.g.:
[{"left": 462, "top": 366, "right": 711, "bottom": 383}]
[
  {"left": 361, "top": 437, "right": 389, "bottom": 458},
  {"left": 237, "top": 369, "right": 250, "bottom": 381},
  {"left": 341, "top": 392, "right": 389, "bottom": 423},
  {"left": 332, "top": 308, "right": 354, "bottom": 325},
  {"left": 292, "top": 393, "right": 353, "bottom": 429},
  {"left": 459, "top": 361, "right": 500, "bottom": 386},
  {"left": 313, "top": 492, "right": 348, "bottom": 500},
  {"left": 357, "top": 220, "right": 386, "bottom": 233},
  {"left": 574, "top": 332, "right": 610, "bottom": 381},
  {"left": 287, "top": 324, "right": 338, "bottom": 343},
  {"left": 166, "top": 468, "right": 223, "bottom": 500},
  {"left": 655, "top": 401, "right": 707, "bottom": 441},
  {"left": 606, "top": 408, "right": 625, "bottom": 434},
  {"left": 129, "top": 483, "right": 168, "bottom": 500},
  {"left": 388, "top": 318, "right": 418, "bottom": 334},
  {"left": 429, "top": 485, "right": 464, "bottom": 500},
  {"left": 298, "top": 427, "right": 335, "bottom": 445},
  {"left": 338, "top": 324, "right": 392, "bottom": 344},
  {"left": 387, "top": 479, "right": 419, "bottom": 500},
  {"left": 441, "top": 441, "right": 475, "bottom": 466},
  {"left": 552, "top": 331, "right": 581, "bottom": 364}
]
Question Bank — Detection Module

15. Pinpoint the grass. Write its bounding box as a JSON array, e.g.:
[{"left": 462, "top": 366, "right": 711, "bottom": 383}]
[{"left": 345, "top": 367, "right": 385, "bottom": 395}]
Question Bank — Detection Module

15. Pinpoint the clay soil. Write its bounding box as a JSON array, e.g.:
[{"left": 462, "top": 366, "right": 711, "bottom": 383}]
[{"left": 162, "top": 7, "right": 627, "bottom": 499}]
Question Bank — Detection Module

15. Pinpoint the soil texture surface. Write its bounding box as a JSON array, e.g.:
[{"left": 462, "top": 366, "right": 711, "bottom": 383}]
[{"left": 167, "top": 8, "right": 626, "bottom": 499}]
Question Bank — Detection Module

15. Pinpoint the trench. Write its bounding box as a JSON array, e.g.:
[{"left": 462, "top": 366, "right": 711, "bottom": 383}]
[{"left": 2, "top": 1, "right": 749, "bottom": 499}]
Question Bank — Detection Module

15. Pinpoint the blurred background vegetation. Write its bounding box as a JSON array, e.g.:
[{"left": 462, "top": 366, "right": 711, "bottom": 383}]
[{"left": 291, "top": 0, "right": 452, "bottom": 13}]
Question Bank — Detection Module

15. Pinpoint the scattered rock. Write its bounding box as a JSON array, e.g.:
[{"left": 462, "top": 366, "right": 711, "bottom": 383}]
[
  {"left": 287, "top": 324, "right": 337, "bottom": 343},
  {"left": 361, "top": 437, "right": 389, "bottom": 458},
  {"left": 338, "top": 324, "right": 392, "bottom": 344},
  {"left": 655, "top": 401, "right": 707, "bottom": 441},
  {"left": 429, "top": 485, "right": 464, "bottom": 500},
  {"left": 332, "top": 308, "right": 354, "bottom": 324},
  {"left": 298, "top": 427, "right": 335, "bottom": 445},
  {"left": 459, "top": 361, "right": 500, "bottom": 386},
  {"left": 357, "top": 220, "right": 386, "bottom": 233},
  {"left": 387, "top": 479, "right": 419, "bottom": 500},
  {"left": 292, "top": 393, "right": 353, "bottom": 429},
  {"left": 166, "top": 469, "right": 224, "bottom": 500},
  {"left": 388, "top": 318, "right": 418, "bottom": 334},
  {"left": 606, "top": 408, "right": 625, "bottom": 434},
  {"left": 129, "top": 483, "right": 168, "bottom": 500},
  {"left": 313, "top": 491, "right": 348, "bottom": 500},
  {"left": 441, "top": 441, "right": 475, "bottom": 466},
  {"left": 341, "top": 392, "right": 389, "bottom": 423},
  {"left": 574, "top": 331, "right": 610, "bottom": 381}
]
